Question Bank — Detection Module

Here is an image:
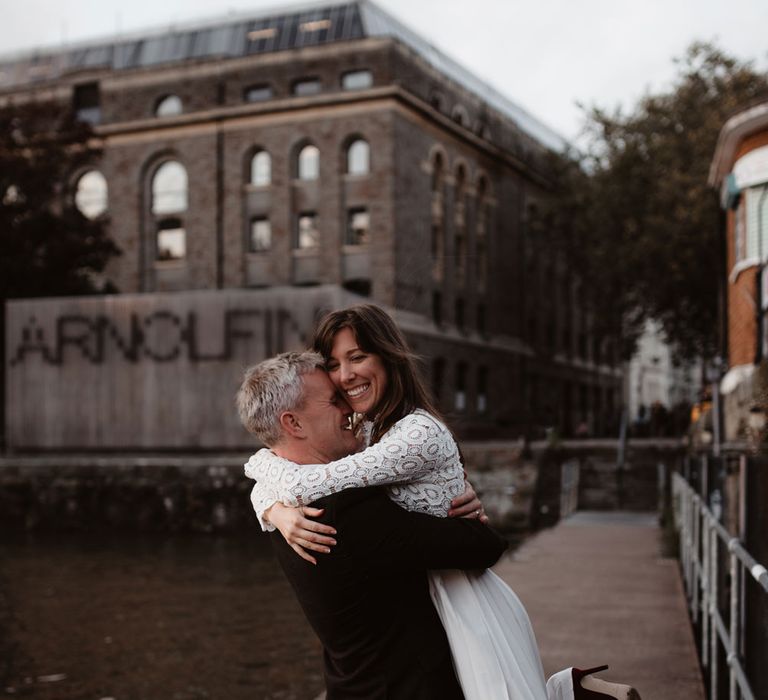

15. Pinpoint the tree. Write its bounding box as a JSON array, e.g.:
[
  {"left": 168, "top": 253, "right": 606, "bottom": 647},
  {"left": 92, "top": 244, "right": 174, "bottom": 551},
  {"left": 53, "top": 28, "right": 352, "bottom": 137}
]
[
  {"left": 540, "top": 42, "right": 768, "bottom": 362},
  {"left": 0, "top": 100, "right": 120, "bottom": 300},
  {"left": 0, "top": 100, "right": 120, "bottom": 448}
]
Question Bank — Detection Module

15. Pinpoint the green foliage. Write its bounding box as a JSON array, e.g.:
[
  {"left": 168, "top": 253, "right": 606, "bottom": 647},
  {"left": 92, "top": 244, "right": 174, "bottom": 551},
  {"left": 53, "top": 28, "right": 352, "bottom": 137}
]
[
  {"left": 0, "top": 100, "right": 120, "bottom": 299},
  {"left": 539, "top": 42, "right": 768, "bottom": 362}
]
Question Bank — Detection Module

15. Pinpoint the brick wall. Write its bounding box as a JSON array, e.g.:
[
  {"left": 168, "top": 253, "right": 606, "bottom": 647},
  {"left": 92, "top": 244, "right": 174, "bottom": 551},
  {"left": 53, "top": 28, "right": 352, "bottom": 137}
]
[{"left": 725, "top": 126, "right": 768, "bottom": 368}]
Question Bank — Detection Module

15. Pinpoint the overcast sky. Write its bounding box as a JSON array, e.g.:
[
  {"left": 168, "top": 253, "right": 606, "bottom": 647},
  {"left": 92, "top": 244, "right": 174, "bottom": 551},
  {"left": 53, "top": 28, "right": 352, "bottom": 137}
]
[{"left": 1, "top": 0, "right": 766, "bottom": 143}]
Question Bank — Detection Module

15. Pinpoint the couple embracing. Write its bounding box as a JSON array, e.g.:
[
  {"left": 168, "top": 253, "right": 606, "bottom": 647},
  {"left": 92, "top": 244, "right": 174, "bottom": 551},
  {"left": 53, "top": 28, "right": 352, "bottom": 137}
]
[{"left": 238, "top": 304, "right": 640, "bottom": 700}]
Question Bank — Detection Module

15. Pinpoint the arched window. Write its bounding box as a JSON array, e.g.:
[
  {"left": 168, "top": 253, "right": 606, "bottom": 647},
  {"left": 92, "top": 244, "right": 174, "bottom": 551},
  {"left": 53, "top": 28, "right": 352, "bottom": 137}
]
[
  {"left": 430, "top": 91, "right": 445, "bottom": 112},
  {"left": 451, "top": 105, "right": 469, "bottom": 127},
  {"left": 151, "top": 160, "right": 188, "bottom": 263},
  {"left": 297, "top": 144, "right": 320, "bottom": 181},
  {"left": 155, "top": 95, "right": 183, "bottom": 117},
  {"left": 347, "top": 139, "right": 369, "bottom": 175},
  {"left": 152, "top": 161, "right": 188, "bottom": 215},
  {"left": 74, "top": 170, "right": 108, "bottom": 219},
  {"left": 250, "top": 150, "right": 271, "bottom": 186}
]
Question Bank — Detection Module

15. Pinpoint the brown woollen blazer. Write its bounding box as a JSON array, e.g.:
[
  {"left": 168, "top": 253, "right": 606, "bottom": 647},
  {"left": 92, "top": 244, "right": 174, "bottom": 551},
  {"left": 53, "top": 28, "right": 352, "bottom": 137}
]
[{"left": 269, "top": 486, "right": 508, "bottom": 699}]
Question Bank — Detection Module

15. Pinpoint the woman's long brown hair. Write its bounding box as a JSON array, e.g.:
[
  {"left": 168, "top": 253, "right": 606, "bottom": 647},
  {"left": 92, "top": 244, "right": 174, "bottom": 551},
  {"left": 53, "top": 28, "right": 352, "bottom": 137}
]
[{"left": 312, "top": 304, "right": 443, "bottom": 444}]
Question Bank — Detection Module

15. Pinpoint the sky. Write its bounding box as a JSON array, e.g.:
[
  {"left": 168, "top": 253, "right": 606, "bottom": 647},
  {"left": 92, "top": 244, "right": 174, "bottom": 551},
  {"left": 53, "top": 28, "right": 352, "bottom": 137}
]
[{"left": 1, "top": 0, "right": 767, "bottom": 144}]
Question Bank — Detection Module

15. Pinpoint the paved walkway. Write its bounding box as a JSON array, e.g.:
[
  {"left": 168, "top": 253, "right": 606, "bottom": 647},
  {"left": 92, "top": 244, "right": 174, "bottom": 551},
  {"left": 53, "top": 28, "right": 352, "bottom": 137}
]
[{"left": 493, "top": 511, "right": 706, "bottom": 700}]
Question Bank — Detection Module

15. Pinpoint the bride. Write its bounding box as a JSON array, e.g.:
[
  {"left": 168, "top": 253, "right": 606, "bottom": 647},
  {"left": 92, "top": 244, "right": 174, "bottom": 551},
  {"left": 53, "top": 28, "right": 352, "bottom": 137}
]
[{"left": 245, "top": 304, "right": 637, "bottom": 700}]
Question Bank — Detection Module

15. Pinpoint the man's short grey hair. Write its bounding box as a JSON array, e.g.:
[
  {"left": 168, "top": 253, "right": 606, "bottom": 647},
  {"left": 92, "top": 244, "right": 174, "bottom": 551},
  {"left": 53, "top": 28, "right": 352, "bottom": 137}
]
[{"left": 237, "top": 351, "right": 325, "bottom": 445}]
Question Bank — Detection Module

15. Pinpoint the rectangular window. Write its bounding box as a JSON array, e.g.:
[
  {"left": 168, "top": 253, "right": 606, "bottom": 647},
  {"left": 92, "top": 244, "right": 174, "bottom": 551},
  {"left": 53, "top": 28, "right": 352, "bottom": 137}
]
[
  {"left": 292, "top": 78, "right": 321, "bottom": 97},
  {"left": 455, "top": 298, "right": 465, "bottom": 331},
  {"left": 431, "top": 223, "right": 442, "bottom": 261},
  {"left": 477, "top": 366, "right": 488, "bottom": 414},
  {"left": 249, "top": 217, "right": 271, "bottom": 252},
  {"left": 156, "top": 219, "right": 185, "bottom": 261},
  {"left": 476, "top": 236, "right": 487, "bottom": 289},
  {"left": 477, "top": 303, "right": 486, "bottom": 336},
  {"left": 735, "top": 201, "right": 746, "bottom": 262},
  {"left": 297, "top": 212, "right": 319, "bottom": 249},
  {"left": 578, "top": 331, "right": 588, "bottom": 359},
  {"left": 455, "top": 362, "right": 467, "bottom": 412},
  {"left": 432, "top": 357, "right": 445, "bottom": 403},
  {"left": 455, "top": 231, "right": 466, "bottom": 283},
  {"left": 746, "top": 186, "right": 768, "bottom": 260},
  {"left": 244, "top": 84, "right": 273, "bottom": 102},
  {"left": 593, "top": 336, "right": 602, "bottom": 365},
  {"left": 346, "top": 208, "right": 370, "bottom": 245},
  {"left": 342, "top": 70, "right": 373, "bottom": 90},
  {"left": 528, "top": 315, "right": 538, "bottom": 345},
  {"left": 73, "top": 82, "right": 101, "bottom": 125},
  {"left": 432, "top": 290, "right": 443, "bottom": 326}
]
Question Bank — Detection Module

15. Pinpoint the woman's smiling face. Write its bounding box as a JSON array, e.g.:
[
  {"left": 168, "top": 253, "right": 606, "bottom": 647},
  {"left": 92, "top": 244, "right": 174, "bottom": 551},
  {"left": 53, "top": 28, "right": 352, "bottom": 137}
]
[{"left": 326, "top": 327, "right": 388, "bottom": 417}]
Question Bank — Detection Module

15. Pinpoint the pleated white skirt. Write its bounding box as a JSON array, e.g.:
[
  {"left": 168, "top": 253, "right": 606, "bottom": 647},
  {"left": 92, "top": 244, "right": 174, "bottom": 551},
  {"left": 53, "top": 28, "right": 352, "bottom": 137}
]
[{"left": 429, "top": 569, "right": 549, "bottom": 700}]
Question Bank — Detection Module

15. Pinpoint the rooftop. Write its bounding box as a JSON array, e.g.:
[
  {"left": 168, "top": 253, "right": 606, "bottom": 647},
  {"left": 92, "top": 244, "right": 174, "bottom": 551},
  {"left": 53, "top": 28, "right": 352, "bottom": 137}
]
[{"left": 0, "top": 0, "right": 567, "bottom": 152}]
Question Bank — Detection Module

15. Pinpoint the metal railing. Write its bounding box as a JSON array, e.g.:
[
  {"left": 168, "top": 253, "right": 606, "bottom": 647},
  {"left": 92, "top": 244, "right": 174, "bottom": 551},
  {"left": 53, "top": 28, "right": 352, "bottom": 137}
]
[{"left": 672, "top": 471, "right": 768, "bottom": 700}]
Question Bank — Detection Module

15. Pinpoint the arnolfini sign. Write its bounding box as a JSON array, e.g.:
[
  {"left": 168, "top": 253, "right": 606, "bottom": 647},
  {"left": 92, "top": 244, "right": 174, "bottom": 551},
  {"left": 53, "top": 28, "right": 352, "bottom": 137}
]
[{"left": 6, "top": 286, "right": 354, "bottom": 450}]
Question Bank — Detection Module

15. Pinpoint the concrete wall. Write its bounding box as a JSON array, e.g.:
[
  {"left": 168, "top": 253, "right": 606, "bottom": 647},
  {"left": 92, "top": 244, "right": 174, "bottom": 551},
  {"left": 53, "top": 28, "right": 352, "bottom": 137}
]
[
  {"left": 6, "top": 286, "right": 358, "bottom": 450},
  {"left": 0, "top": 439, "right": 683, "bottom": 533}
]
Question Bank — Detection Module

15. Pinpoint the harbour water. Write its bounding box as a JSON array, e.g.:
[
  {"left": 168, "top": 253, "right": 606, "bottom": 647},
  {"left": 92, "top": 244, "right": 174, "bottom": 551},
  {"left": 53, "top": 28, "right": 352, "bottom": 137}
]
[{"left": 0, "top": 531, "right": 324, "bottom": 699}]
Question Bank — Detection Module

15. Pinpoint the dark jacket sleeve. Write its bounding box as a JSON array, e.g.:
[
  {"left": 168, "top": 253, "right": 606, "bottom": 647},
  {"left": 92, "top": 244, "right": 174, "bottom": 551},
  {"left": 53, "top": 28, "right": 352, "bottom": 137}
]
[{"left": 319, "top": 488, "right": 508, "bottom": 572}]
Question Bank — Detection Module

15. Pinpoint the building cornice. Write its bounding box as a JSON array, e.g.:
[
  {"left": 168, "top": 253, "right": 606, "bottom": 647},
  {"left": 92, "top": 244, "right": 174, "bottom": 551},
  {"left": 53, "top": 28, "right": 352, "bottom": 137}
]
[{"left": 709, "top": 100, "right": 768, "bottom": 188}]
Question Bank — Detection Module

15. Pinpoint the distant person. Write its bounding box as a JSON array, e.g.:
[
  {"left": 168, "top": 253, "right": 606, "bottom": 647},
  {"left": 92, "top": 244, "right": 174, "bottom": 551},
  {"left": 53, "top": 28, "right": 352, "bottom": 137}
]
[{"left": 241, "top": 305, "right": 641, "bottom": 700}]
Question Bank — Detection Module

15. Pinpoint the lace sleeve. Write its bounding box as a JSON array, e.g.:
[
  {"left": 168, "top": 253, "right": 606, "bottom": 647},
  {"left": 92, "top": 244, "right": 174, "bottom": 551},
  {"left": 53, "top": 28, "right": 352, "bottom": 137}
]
[
  {"left": 244, "top": 410, "right": 460, "bottom": 509},
  {"left": 247, "top": 477, "right": 279, "bottom": 532}
]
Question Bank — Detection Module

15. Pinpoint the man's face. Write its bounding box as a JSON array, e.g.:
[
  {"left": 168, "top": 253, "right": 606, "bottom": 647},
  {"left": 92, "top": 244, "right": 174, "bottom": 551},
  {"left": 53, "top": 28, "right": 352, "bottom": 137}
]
[{"left": 291, "top": 370, "right": 358, "bottom": 462}]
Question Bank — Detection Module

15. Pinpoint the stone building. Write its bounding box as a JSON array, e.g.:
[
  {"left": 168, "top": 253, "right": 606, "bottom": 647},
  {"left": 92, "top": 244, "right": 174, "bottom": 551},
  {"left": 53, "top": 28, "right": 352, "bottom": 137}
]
[
  {"left": 709, "top": 98, "right": 768, "bottom": 441},
  {"left": 1, "top": 0, "right": 622, "bottom": 445}
]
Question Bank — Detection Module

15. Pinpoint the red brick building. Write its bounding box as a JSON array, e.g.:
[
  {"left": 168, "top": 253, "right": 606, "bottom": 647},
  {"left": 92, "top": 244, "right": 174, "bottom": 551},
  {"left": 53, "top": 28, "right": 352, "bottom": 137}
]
[
  {"left": 1, "top": 0, "right": 622, "bottom": 444},
  {"left": 710, "top": 99, "right": 768, "bottom": 439}
]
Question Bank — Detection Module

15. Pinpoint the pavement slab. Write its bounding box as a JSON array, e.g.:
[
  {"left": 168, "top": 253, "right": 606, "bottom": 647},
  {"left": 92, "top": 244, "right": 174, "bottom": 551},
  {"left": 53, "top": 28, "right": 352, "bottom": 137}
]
[{"left": 493, "top": 510, "right": 706, "bottom": 700}]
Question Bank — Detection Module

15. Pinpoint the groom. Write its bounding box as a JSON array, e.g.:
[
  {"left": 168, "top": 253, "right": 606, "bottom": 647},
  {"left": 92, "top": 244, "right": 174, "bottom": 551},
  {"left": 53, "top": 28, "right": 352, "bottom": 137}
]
[{"left": 238, "top": 352, "right": 506, "bottom": 699}]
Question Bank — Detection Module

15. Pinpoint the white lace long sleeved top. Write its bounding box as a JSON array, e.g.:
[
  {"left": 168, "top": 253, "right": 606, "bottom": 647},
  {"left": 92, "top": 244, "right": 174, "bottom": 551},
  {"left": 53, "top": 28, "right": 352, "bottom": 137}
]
[{"left": 244, "top": 409, "right": 466, "bottom": 531}]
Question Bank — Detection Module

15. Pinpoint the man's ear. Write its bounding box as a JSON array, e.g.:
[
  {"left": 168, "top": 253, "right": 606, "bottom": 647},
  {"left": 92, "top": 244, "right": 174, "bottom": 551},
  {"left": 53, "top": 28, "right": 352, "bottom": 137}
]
[{"left": 278, "top": 411, "right": 304, "bottom": 439}]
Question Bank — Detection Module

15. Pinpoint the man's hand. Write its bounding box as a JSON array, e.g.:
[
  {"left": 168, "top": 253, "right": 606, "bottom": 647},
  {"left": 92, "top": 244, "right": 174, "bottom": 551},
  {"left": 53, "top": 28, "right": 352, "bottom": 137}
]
[
  {"left": 448, "top": 480, "right": 488, "bottom": 523},
  {"left": 265, "top": 502, "right": 337, "bottom": 565}
]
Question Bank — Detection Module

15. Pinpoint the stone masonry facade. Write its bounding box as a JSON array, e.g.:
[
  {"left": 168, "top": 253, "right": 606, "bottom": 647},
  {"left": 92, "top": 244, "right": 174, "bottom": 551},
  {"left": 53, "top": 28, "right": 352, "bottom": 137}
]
[{"left": 1, "top": 4, "right": 622, "bottom": 440}]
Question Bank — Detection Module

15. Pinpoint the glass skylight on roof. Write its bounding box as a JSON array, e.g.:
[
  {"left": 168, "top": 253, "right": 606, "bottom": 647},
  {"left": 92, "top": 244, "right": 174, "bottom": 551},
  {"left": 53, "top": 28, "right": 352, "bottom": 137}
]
[{"left": 0, "top": 1, "right": 565, "bottom": 151}]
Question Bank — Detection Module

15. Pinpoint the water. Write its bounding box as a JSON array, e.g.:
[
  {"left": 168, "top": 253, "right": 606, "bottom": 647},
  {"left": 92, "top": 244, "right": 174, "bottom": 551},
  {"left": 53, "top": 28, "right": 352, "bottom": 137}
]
[{"left": 0, "top": 532, "right": 324, "bottom": 699}]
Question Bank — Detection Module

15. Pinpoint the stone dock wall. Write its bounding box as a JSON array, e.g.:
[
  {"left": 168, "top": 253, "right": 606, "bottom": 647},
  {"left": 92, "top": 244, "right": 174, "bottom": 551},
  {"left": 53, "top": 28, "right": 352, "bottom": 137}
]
[{"left": 0, "top": 439, "right": 685, "bottom": 533}]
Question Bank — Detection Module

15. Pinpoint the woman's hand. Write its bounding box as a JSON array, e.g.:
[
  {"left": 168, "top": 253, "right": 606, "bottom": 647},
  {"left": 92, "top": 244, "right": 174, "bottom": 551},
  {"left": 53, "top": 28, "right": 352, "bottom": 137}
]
[
  {"left": 265, "top": 502, "right": 337, "bottom": 565},
  {"left": 448, "top": 480, "right": 488, "bottom": 523}
]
